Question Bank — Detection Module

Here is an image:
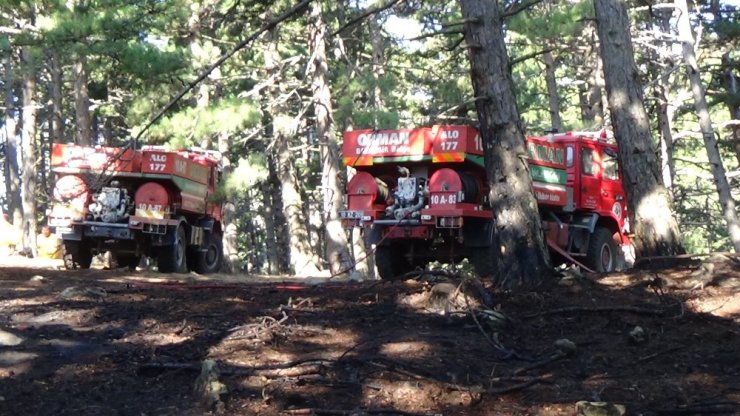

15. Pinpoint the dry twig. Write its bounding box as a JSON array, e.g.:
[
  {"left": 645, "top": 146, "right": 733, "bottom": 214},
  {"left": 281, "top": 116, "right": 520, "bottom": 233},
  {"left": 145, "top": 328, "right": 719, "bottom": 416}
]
[
  {"left": 524, "top": 305, "right": 665, "bottom": 319},
  {"left": 637, "top": 346, "right": 685, "bottom": 363}
]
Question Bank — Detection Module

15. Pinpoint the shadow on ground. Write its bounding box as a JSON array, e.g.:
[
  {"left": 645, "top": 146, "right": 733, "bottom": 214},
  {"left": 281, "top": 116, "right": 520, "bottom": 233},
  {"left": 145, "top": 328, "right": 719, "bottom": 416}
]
[{"left": 0, "top": 255, "right": 738, "bottom": 415}]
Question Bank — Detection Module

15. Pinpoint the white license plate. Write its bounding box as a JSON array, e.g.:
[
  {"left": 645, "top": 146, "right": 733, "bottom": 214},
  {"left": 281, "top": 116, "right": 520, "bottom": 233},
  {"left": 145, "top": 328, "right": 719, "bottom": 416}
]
[
  {"left": 56, "top": 227, "right": 73, "bottom": 235},
  {"left": 339, "top": 210, "right": 363, "bottom": 219}
]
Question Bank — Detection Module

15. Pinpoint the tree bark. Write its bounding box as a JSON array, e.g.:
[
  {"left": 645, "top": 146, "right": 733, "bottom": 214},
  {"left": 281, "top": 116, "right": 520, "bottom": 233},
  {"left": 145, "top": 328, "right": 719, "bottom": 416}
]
[
  {"left": 590, "top": 37, "right": 607, "bottom": 128},
  {"left": 73, "top": 56, "right": 92, "bottom": 145},
  {"left": 369, "top": 11, "right": 385, "bottom": 121},
  {"left": 263, "top": 20, "right": 319, "bottom": 277},
  {"left": 579, "top": 24, "right": 606, "bottom": 128},
  {"left": 261, "top": 170, "right": 280, "bottom": 275},
  {"left": 593, "top": 0, "right": 683, "bottom": 257},
  {"left": 675, "top": 0, "right": 740, "bottom": 252},
  {"left": 721, "top": 51, "right": 740, "bottom": 166},
  {"left": 49, "top": 50, "right": 64, "bottom": 143},
  {"left": 3, "top": 54, "right": 23, "bottom": 232},
  {"left": 20, "top": 46, "right": 38, "bottom": 254},
  {"left": 219, "top": 132, "right": 239, "bottom": 272},
  {"left": 308, "top": 2, "right": 353, "bottom": 277},
  {"left": 657, "top": 83, "right": 676, "bottom": 190},
  {"left": 459, "top": 0, "right": 550, "bottom": 287},
  {"left": 543, "top": 50, "right": 562, "bottom": 132},
  {"left": 652, "top": 8, "right": 676, "bottom": 191}
]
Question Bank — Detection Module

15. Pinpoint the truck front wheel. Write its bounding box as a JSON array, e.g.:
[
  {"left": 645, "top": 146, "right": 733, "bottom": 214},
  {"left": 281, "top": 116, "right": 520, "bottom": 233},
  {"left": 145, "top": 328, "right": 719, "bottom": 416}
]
[
  {"left": 63, "top": 242, "right": 92, "bottom": 270},
  {"left": 587, "top": 227, "right": 618, "bottom": 273},
  {"left": 194, "top": 233, "right": 223, "bottom": 274},
  {"left": 158, "top": 225, "right": 188, "bottom": 273}
]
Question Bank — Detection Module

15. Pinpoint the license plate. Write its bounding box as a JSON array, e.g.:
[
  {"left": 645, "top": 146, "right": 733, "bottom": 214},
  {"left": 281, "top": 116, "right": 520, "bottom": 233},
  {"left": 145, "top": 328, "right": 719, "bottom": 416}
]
[
  {"left": 339, "top": 210, "right": 363, "bottom": 219},
  {"left": 56, "top": 227, "right": 73, "bottom": 235}
]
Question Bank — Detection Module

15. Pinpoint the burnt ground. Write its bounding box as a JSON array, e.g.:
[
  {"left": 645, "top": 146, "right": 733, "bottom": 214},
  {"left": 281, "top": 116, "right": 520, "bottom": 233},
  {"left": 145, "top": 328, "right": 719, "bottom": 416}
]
[{"left": 0, "top": 255, "right": 738, "bottom": 416}]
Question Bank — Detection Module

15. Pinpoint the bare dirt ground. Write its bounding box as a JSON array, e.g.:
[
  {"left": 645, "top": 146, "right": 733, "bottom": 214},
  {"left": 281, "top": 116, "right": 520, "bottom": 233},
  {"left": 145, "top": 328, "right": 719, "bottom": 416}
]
[{"left": 0, "top": 254, "right": 739, "bottom": 416}]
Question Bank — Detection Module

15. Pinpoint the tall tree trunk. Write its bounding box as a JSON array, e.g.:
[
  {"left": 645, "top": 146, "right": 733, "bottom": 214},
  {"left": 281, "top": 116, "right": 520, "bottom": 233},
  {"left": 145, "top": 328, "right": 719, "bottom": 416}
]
[
  {"left": 308, "top": 2, "right": 353, "bottom": 277},
  {"left": 721, "top": 53, "right": 740, "bottom": 166},
  {"left": 3, "top": 54, "right": 23, "bottom": 232},
  {"left": 653, "top": 8, "right": 676, "bottom": 191},
  {"left": 263, "top": 21, "right": 319, "bottom": 277},
  {"left": 706, "top": 0, "right": 740, "bottom": 166},
  {"left": 675, "top": 0, "right": 740, "bottom": 252},
  {"left": 219, "top": 130, "right": 239, "bottom": 272},
  {"left": 543, "top": 50, "right": 562, "bottom": 131},
  {"left": 73, "top": 56, "right": 91, "bottom": 145},
  {"left": 49, "top": 50, "right": 64, "bottom": 143},
  {"left": 579, "top": 24, "right": 605, "bottom": 127},
  {"left": 590, "top": 41, "right": 607, "bottom": 128},
  {"left": 459, "top": 0, "right": 550, "bottom": 287},
  {"left": 21, "top": 46, "right": 38, "bottom": 254},
  {"left": 369, "top": 13, "right": 385, "bottom": 124},
  {"left": 593, "top": 0, "right": 683, "bottom": 257},
  {"left": 657, "top": 83, "right": 676, "bottom": 190},
  {"left": 261, "top": 168, "right": 280, "bottom": 274}
]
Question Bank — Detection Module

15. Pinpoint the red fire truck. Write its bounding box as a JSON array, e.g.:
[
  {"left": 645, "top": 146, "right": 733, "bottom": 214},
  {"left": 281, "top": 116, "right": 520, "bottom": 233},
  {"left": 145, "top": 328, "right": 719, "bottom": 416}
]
[
  {"left": 48, "top": 143, "right": 224, "bottom": 273},
  {"left": 340, "top": 125, "right": 632, "bottom": 279}
]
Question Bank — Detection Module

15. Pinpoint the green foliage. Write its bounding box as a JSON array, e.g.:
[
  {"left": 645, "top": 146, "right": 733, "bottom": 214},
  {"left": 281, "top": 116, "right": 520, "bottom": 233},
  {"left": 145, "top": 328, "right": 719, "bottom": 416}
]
[
  {"left": 117, "top": 41, "right": 186, "bottom": 81},
  {"left": 216, "top": 154, "right": 269, "bottom": 200},
  {"left": 0, "top": 36, "right": 10, "bottom": 52},
  {"left": 507, "top": 0, "right": 589, "bottom": 40},
  {"left": 146, "top": 99, "right": 261, "bottom": 147},
  {"left": 1, "top": 0, "right": 737, "bottom": 260}
]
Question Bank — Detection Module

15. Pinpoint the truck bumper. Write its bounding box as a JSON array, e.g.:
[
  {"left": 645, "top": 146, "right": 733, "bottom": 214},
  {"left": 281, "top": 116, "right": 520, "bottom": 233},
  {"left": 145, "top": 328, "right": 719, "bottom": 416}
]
[{"left": 83, "top": 222, "right": 133, "bottom": 239}]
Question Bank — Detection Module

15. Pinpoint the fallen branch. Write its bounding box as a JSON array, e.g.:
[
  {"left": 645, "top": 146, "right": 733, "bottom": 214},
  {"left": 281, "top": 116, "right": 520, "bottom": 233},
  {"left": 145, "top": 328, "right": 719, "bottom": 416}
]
[
  {"left": 637, "top": 346, "right": 684, "bottom": 363},
  {"left": 464, "top": 288, "right": 530, "bottom": 360},
  {"left": 366, "top": 358, "right": 549, "bottom": 395},
  {"left": 513, "top": 352, "right": 567, "bottom": 375},
  {"left": 524, "top": 305, "right": 665, "bottom": 319},
  {"left": 653, "top": 400, "right": 740, "bottom": 414},
  {"left": 139, "top": 358, "right": 332, "bottom": 378}
]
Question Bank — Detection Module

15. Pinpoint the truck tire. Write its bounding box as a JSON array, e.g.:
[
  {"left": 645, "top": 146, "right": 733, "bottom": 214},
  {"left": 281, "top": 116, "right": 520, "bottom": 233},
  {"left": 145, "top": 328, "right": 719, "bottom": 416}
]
[
  {"left": 158, "top": 225, "right": 188, "bottom": 273},
  {"left": 193, "top": 233, "right": 223, "bottom": 274},
  {"left": 117, "top": 254, "right": 140, "bottom": 271},
  {"left": 63, "top": 242, "right": 93, "bottom": 270},
  {"left": 375, "top": 245, "right": 411, "bottom": 280},
  {"left": 587, "top": 227, "right": 618, "bottom": 273},
  {"left": 469, "top": 247, "right": 496, "bottom": 278}
]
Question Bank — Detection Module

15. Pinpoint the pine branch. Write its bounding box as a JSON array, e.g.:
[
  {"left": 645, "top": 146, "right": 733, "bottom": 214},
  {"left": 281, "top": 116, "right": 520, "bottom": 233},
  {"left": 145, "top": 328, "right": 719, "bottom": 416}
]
[
  {"left": 502, "top": 0, "right": 544, "bottom": 18},
  {"left": 331, "top": 0, "right": 403, "bottom": 37},
  {"left": 510, "top": 48, "right": 554, "bottom": 67},
  {"left": 409, "top": 28, "right": 463, "bottom": 41},
  {"left": 133, "top": 0, "right": 313, "bottom": 144}
]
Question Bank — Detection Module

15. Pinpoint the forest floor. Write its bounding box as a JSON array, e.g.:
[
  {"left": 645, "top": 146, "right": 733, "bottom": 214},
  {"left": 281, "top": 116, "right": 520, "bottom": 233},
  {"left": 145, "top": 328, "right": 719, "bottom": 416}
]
[{"left": 0, "top": 254, "right": 739, "bottom": 416}]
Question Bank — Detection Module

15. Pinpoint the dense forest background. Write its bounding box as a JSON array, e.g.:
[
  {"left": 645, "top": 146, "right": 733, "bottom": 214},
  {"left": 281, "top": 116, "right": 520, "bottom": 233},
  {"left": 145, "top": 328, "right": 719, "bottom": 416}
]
[{"left": 1, "top": 0, "right": 738, "bottom": 275}]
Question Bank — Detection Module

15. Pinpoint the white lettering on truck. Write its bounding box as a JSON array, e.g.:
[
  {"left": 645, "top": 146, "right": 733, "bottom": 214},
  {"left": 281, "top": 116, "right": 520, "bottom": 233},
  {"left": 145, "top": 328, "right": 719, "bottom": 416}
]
[{"left": 355, "top": 131, "right": 411, "bottom": 154}]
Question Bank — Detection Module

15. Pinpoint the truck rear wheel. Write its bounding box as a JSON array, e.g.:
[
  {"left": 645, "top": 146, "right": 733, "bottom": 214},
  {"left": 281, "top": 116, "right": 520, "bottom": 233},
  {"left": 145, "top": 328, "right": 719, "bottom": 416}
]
[
  {"left": 587, "top": 227, "right": 618, "bottom": 273},
  {"left": 158, "top": 225, "right": 188, "bottom": 273},
  {"left": 63, "top": 242, "right": 92, "bottom": 270},
  {"left": 117, "top": 254, "right": 140, "bottom": 271},
  {"left": 469, "top": 247, "right": 496, "bottom": 278},
  {"left": 193, "top": 233, "right": 223, "bottom": 274},
  {"left": 375, "top": 245, "right": 411, "bottom": 280}
]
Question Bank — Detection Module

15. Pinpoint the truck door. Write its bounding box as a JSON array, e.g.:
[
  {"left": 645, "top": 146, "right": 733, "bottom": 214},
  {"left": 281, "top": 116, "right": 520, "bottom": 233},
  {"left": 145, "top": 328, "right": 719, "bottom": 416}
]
[
  {"left": 599, "top": 145, "right": 627, "bottom": 229},
  {"left": 579, "top": 142, "right": 601, "bottom": 210}
]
